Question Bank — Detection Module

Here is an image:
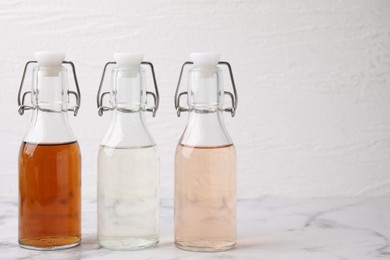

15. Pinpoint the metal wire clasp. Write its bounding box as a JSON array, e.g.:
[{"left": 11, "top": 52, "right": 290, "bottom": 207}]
[
  {"left": 174, "top": 61, "right": 238, "bottom": 117},
  {"left": 17, "top": 61, "right": 81, "bottom": 116},
  {"left": 97, "top": 61, "right": 159, "bottom": 117}
]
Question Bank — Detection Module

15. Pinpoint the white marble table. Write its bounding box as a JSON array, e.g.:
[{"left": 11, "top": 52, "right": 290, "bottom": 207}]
[{"left": 0, "top": 198, "right": 389, "bottom": 259}]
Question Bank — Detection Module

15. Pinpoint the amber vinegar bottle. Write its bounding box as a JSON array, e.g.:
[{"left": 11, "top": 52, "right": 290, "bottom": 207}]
[
  {"left": 174, "top": 53, "right": 238, "bottom": 252},
  {"left": 17, "top": 52, "right": 82, "bottom": 250}
]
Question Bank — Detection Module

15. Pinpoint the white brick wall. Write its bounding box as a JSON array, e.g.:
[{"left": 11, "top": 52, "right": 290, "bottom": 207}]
[{"left": 1, "top": 0, "right": 390, "bottom": 199}]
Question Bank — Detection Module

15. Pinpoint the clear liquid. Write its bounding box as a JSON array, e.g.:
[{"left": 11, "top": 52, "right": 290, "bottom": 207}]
[
  {"left": 98, "top": 145, "right": 159, "bottom": 250},
  {"left": 175, "top": 144, "right": 236, "bottom": 252}
]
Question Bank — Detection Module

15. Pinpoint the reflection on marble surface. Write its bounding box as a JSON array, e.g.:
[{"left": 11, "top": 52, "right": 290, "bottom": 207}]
[{"left": 0, "top": 198, "right": 389, "bottom": 259}]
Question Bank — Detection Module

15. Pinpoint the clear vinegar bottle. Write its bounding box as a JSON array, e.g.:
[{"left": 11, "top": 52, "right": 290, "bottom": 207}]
[
  {"left": 17, "top": 52, "right": 82, "bottom": 250},
  {"left": 174, "top": 53, "right": 238, "bottom": 252},
  {"left": 96, "top": 53, "right": 160, "bottom": 250}
]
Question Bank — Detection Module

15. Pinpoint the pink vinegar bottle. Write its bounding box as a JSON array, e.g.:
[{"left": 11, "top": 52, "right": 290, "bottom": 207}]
[{"left": 174, "top": 53, "right": 238, "bottom": 252}]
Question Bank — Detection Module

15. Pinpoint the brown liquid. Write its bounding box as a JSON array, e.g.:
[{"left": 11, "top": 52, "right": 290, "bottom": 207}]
[
  {"left": 19, "top": 141, "right": 81, "bottom": 249},
  {"left": 175, "top": 144, "right": 236, "bottom": 251}
]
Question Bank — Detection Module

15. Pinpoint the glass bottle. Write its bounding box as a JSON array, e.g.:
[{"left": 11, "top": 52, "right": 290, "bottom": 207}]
[
  {"left": 174, "top": 53, "right": 238, "bottom": 252},
  {"left": 17, "top": 52, "right": 82, "bottom": 250},
  {"left": 97, "top": 53, "right": 160, "bottom": 250}
]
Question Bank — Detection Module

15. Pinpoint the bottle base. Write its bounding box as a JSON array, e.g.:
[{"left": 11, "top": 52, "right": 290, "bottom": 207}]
[
  {"left": 99, "top": 237, "right": 159, "bottom": 250},
  {"left": 175, "top": 240, "right": 236, "bottom": 252},
  {"left": 19, "top": 236, "right": 80, "bottom": 251}
]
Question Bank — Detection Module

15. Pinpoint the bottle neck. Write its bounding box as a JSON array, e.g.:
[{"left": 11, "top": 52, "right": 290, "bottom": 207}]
[
  {"left": 23, "top": 66, "right": 75, "bottom": 144},
  {"left": 110, "top": 67, "right": 146, "bottom": 112},
  {"left": 101, "top": 66, "right": 155, "bottom": 148},
  {"left": 179, "top": 66, "right": 232, "bottom": 147},
  {"left": 32, "top": 66, "right": 69, "bottom": 112},
  {"left": 100, "top": 109, "right": 155, "bottom": 148},
  {"left": 23, "top": 109, "right": 76, "bottom": 144},
  {"left": 187, "top": 67, "right": 223, "bottom": 112}
]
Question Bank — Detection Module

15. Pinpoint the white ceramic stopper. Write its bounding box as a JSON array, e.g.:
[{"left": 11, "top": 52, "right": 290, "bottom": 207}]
[
  {"left": 114, "top": 53, "right": 143, "bottom": 67},
  {"left": 35, "top": 51, "right": 65, "bottom": 67},
  {"left": 190, "top": 52, "right": 220, "bottom": 68}
]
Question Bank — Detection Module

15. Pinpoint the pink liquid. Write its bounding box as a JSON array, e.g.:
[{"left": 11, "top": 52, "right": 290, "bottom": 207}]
[{"left": 175, "top": 144, "right": 236, "bottom": 251}]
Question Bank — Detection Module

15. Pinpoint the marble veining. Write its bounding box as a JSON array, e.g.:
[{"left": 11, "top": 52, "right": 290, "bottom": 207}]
[{"left": 0, "top": 198, "right": 389, "bottom": 259}]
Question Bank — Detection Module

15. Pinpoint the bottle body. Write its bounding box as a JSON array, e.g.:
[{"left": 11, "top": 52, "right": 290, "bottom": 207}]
[
  {"left": 98, "top": 144, "right": 159, "bottom": 250},
  {"left": 19, "top": 140, "right": 81, "bottom": 250},
  {"left": 175, "top": 143, "right": 236, "bottom": 251},
  {"left": 97, "top": 59, "right": 160, "bottom": 250},
  {"left": 174, "top": 54, "right": 237, "bottom": 252},
  {"left": 18, "top": 57, "right": 82, "bottom": 250}
]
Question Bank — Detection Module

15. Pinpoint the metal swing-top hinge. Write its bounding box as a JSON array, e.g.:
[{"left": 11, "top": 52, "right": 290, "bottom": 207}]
[
  {"left": 17, "top": 60, "right": 81, "bottom": 116},
  {"left": 174, "top": 61, "right": 238, "bottom": 117},
  {"left": 97, "top": 61, "right": 160, "bottom": 117}
]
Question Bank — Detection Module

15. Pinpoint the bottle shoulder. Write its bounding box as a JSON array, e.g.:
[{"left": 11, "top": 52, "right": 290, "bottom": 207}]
[
  {"left": 23, "top": 110, "right": 77, "bottom": 144},
  {"left": 178, "top": 112, "right": 233, "bottom": 147},
  {"left": 100, "top": 112, "right": 156, "bottom": 148}
]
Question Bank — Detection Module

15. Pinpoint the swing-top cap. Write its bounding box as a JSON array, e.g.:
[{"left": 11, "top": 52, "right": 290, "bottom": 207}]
[
  {"left": 35, "top": 51, "right": 65, "bottom": 67},
  {"left": 190, "top": 52, "right": 220, "bottom": 68},
  {"left": 114, "top": 53, "right": 143, "bottom": 67}
]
